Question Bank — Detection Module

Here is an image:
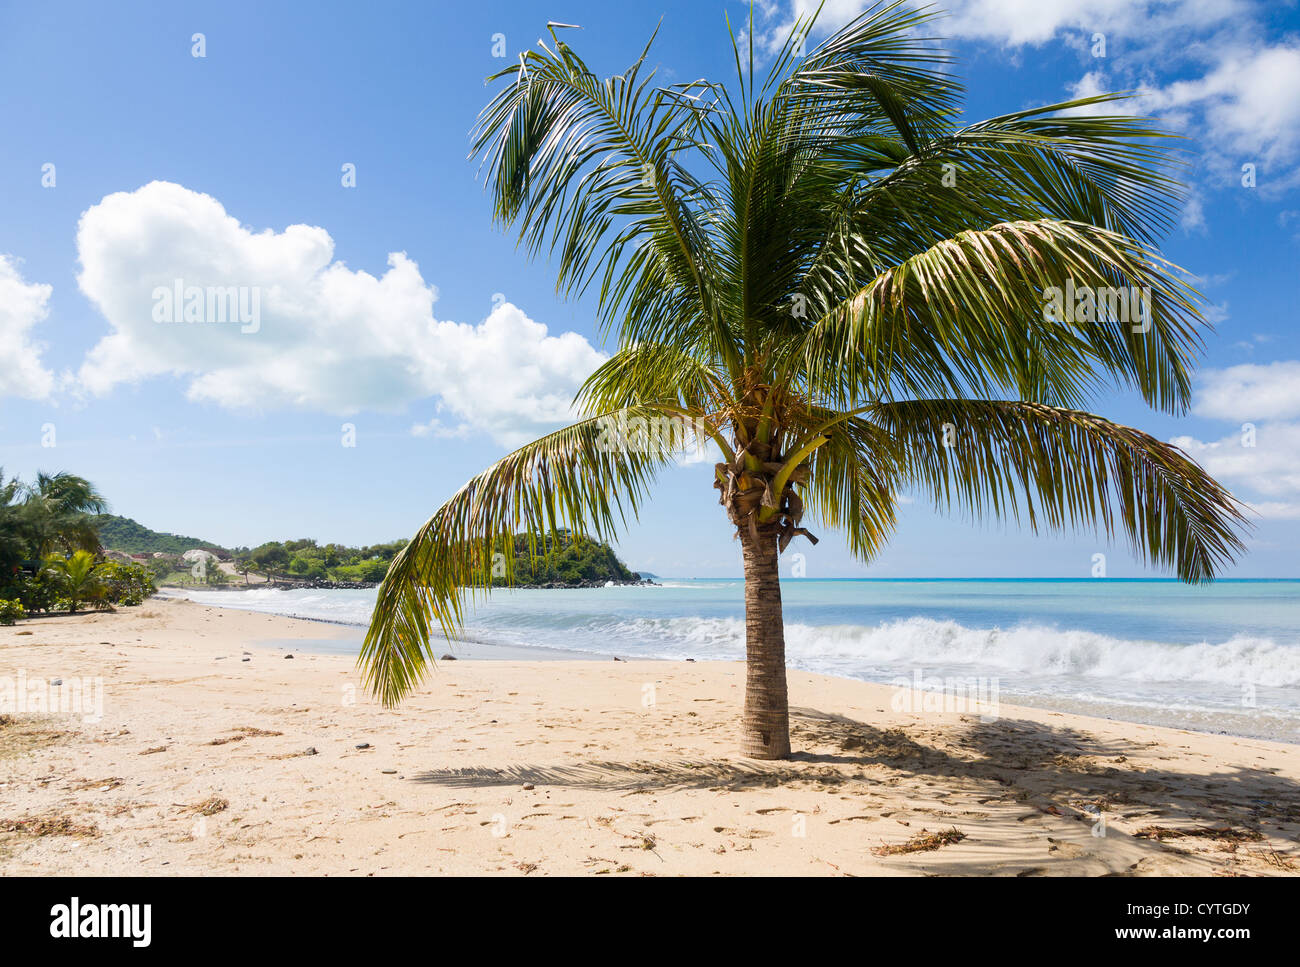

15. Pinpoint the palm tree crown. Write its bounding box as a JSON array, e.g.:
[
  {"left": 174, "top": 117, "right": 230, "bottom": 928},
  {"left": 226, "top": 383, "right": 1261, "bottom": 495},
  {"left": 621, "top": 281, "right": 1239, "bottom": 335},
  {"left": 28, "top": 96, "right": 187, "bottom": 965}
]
[{"left": 361, "top": 3, "right": 1247, "bottom": 758}]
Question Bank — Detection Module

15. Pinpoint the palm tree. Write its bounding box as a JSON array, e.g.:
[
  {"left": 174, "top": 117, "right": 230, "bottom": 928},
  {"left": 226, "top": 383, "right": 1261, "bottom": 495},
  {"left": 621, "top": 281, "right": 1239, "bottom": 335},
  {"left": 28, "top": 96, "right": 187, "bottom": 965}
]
[
  {"left": 361, "top": 4, "right": 1247, "bottom": 758},
  {"left": 44, "top": 550, "right": 106, "bottom": 614},
  {"left": 0, "top": 469, "right": 27, "bottom": 587},
  {"left": 22, "top": 472, "right": 108, "bottom": 559}
]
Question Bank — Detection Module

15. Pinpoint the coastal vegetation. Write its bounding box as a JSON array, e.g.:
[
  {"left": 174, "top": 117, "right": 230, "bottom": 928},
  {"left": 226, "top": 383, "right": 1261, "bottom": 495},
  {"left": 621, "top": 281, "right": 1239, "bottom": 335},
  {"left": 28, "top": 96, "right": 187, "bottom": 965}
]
[
  {"left": 488, "top": 530, "right": 640, "bottom": 587},
  {"left": 0, "top": 469, "right": 156, "bottom": 618},
  {"left": 231, "top": 539, "right": 407, "bottom": 585},
  {"left": 0, "top": 469, "right": 641, "bottom": 621},
  {"left": 89, "top": 514, "right": 227, "bottom": 557},
  {"left": 361, "top": 5, "right": 1249, "bottom": 759},
  {"left": 218, "top": 533, "right": 639, "bottom": 588}
]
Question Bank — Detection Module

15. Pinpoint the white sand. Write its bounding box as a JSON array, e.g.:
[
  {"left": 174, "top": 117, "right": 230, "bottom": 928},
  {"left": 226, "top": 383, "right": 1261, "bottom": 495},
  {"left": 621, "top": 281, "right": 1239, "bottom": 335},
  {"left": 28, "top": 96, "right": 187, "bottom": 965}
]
[{"left": 1, "top": 596, "right": 1297, "bottom": 876}]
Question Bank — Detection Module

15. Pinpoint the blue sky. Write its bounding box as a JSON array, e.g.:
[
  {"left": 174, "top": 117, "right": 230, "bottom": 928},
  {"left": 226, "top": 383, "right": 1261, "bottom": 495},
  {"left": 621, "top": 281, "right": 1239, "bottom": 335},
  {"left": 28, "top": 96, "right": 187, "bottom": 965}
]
[{"left": 2, "top": 0, "right": 1299, "bottom": 578}]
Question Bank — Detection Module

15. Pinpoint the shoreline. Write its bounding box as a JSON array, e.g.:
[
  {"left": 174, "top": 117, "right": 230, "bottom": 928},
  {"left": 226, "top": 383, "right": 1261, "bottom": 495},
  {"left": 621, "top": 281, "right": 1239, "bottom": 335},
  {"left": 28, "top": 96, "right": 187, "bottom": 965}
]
[
  {"left": 1, "top": 596, "right": 1298, "bottom": 876},
  {"left": 160, "top": 589, "right": 1300, "bottom": 748}
]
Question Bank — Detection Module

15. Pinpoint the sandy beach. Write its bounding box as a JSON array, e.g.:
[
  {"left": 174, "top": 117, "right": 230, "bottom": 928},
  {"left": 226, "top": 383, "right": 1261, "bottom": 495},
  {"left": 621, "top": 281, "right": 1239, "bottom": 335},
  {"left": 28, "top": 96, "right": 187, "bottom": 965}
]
[{"left": 1, "top": 596, "right": 1297, "bottom": 876}]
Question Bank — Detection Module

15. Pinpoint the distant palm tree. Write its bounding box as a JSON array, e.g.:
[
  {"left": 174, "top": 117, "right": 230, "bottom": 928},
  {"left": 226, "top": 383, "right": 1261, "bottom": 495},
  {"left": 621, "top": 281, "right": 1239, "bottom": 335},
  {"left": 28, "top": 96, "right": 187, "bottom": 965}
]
[
  {"left": 22, "top": 472, "right": 108, "bottom": 559},
  {"left": 361, "top": 4, "right": 1247, "bottom": 758},
  {"left": 0, "top": 469, "right": 26, "bottom": 582},
  {"left": 44, "top": 550, "right": 106, "bottom": 614}
]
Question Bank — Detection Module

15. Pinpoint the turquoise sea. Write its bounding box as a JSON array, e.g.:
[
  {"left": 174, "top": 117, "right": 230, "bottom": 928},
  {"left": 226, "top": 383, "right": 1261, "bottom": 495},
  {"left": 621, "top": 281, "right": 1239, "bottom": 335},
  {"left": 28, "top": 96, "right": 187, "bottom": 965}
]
[{"left": 172, "top": 578, "right": 1300, "bottom": 743}]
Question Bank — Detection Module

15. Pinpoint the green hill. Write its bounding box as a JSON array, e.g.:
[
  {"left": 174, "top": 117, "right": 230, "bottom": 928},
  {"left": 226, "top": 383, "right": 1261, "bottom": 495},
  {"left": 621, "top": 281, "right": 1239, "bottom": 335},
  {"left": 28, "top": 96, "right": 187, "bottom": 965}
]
[
  {"left": 91, "top": 514, "right": 228, "bottom": 556},
  {"left": 491, "top": 531, "right": 641, "bottom": 587}
]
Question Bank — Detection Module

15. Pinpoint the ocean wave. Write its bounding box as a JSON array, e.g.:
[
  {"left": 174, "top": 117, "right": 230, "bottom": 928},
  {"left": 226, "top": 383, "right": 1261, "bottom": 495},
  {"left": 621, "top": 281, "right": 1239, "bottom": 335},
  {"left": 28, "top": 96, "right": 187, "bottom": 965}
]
[
  {"left": 599, "top": 615, "right": 1300, "bottom": 687},
  {"left": 166, "top": 588, "right": 1300, "bottom": 688}
]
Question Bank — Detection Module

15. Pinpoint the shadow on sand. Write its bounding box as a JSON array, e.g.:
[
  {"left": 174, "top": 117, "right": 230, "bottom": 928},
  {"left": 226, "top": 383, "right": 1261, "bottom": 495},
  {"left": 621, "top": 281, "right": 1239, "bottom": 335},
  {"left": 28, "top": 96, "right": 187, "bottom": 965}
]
[{"left": 410, "top": 706, "right": 1300, "bottom": 836}]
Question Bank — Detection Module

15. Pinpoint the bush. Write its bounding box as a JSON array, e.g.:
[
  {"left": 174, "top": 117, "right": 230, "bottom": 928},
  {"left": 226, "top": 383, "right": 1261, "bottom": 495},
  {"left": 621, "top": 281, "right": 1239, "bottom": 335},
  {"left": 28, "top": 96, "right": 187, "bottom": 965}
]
[
  {"left": 15, "top": 571, "right": 60, "bottom": 614},
  {"left": 330, "top": 559, "right": 390, "bottom": 583},
  {"left": 95, "top": 560, "right": 157, "bottom": 606},
  {"left": 0, "top": 598, "right": 25, "bottom": 625}
]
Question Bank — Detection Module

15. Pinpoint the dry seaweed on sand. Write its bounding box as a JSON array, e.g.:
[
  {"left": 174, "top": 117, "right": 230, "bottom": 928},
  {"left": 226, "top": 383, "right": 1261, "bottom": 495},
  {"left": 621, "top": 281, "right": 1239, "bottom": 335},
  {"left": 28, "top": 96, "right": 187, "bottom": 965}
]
[
  {"left": 0, "top": 719, "right": 73, "bottom": 759},
  {"left": 1135, "top": 825, "right": 1263, "bottom": 843},
  {"left": 208, "top": 726, "right": 283, "bottom": 746},
  {"left": 872, "top": 827, "right": 966, "bottom": 856},
  {"left": 187, "top": 796, "right": 229, "bottom": 816},
  {"left": 0, "top": 813, "right": 100, "bottom": 838}
]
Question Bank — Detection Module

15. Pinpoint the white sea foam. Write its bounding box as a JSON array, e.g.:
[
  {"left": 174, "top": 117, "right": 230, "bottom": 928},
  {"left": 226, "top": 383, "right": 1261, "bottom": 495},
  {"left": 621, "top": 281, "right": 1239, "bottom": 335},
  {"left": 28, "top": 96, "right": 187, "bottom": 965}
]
[
  {"left": 169, "top": 587, "right": 1300, "bottom": 688},
  {"left": 164, "top": 583, "right": 1300, "bottom": 740},
  {"left": 589, "top": 614, "right": 1300, "bottom": 687}
]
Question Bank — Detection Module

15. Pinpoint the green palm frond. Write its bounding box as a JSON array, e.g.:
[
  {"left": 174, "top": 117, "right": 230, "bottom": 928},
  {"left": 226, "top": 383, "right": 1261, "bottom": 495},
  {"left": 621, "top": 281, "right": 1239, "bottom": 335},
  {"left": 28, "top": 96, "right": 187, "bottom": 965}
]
[
  {"left": 361, "top": 407, "right": 689, "bottom": 705},
  {"left": 820, "top": 97, "right": 1186, "bottom": 257},
  {"left": 577, "top": 342, "right": 733, "bottom": 415},
  {"left": 795, "top": 219, "right": 1203, "bottom": 412},
  {"left": 704, "top": 1, "right": 959, "bottom": 350},
  {"left": 797, "top": 410, "right": 899, "bottom": 562},
  {"left": 471, "top": 23, "right": 738, "bottom": 375},
  {"left": 870, "top": 399, "right": 1249, "bottom": 582}
]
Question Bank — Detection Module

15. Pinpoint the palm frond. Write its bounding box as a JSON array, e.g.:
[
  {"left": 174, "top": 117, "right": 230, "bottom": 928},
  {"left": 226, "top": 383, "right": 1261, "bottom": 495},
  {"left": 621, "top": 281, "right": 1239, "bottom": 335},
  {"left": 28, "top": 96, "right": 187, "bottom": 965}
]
[
  {"left": 797, "top": 407, "right": 900, "bottom": 562},
  {"left": 795, "top": 219, "right": 1204, "bottom": 412},
  {"left": 471, "top": 27, "right": 740, "bottom": 375},
  {"left": 577, "top": 342, "right": 732, "bottom": 415},
  {"left": 361, "top": 408, "right": 687, "bottom": 705},
  {"left": 870, "top": 399, "right": 1249, "bottom": 582}
]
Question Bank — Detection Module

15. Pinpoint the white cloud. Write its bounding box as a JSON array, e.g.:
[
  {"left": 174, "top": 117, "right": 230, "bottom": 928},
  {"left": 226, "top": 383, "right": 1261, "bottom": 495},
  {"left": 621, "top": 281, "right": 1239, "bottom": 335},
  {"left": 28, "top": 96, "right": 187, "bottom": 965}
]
[
  {"left": 761, "top": 2, "right": 1300, "bottom": 189},
  {"left": 1192, "top": 362, "right": 1300, "bottom": 422},
  {"left": 1174, "top": 364, "right": 1300, "bottom": 518},
  {"left": 1244, "top": 501, "right": 1300, "bottom": 520},
  {"left": 410, "top": 415, "right": 472, "bottom": 440},
  {"left": 0, "top": 256, "right": 56, "bottom": 399},
  {"left": 767, "top": 0, "right": 1247, "bottom": 52},
  {"left": 1180, "top": 189, "right": 1207, "bottom": 234},
  {"left": 937, "top": 0, "right": 1248, "bottom": 49},
  {"left": 1141, "top": 42, "right": 1300, "bottom": 175},
  {"left": 1173, "top": 424, "right": 1300, "bottom": 499},
  {"left": 73, "top": 181, "right": 605, "bottom": 447}
]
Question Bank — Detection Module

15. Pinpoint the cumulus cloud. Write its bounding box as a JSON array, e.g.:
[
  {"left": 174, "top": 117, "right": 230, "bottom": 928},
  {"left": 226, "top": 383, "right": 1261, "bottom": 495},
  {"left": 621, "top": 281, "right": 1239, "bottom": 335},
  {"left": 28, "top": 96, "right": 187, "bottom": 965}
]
[
  {"left": 941, "top": 0, "right": 1248, "bottom": 50},
  {"left": 765, "top": 0, "right": 1246, "bottom": 52},
  {"left": 1173, "top": 361, "right": 1300, "bottom": 520},
  {"left": 1174, "top": 424, "right": 1300, "bottom": 497},
  {"left": 1141, "top": 42, "right": 1300, "bottom": 176},
  {"left": 74, "top": 181, "right": 605, "bottom": 447},
  {"left": 759, "top": 1, "right": 1300, "bottom": 192},
  {"left": 0, "top": 256, "right": 56, "bottom": 399},
  {"left": 1192, "top": 362, "right": 1300, "bottom": 422},
  {"left": 1172, "top": 424, "right": 1300, "bottom": 520}
]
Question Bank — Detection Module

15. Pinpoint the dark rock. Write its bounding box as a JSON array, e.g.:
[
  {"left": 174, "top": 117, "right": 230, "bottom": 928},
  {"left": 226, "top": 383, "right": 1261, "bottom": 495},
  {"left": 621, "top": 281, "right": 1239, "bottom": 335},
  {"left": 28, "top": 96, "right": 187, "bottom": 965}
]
[
  {"left": 439, "top": 654, "right": 456, "bottom": 661},
  {"left": 284, "top": 654, "right": 294, "bottom": 659},
  {"left": 355, "top": 743, "right": 370, "bottom": 749}
]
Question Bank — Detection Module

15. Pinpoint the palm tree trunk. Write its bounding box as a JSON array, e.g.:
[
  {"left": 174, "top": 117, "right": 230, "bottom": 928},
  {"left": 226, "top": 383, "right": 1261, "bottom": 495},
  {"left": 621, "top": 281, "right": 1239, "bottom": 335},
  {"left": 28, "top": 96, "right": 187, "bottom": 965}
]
[{"left": 740, "top": 523, "right": 790, "bottom": 759}]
